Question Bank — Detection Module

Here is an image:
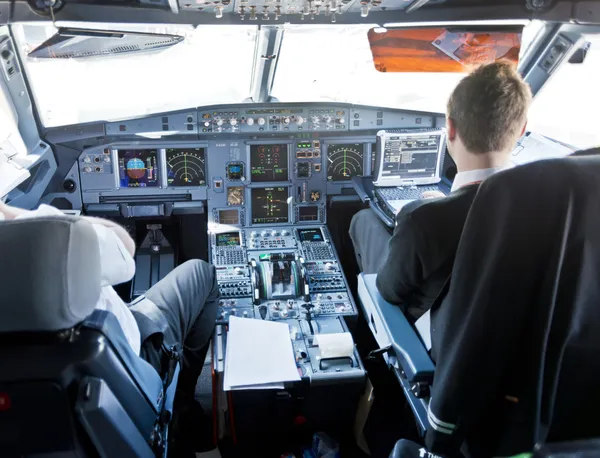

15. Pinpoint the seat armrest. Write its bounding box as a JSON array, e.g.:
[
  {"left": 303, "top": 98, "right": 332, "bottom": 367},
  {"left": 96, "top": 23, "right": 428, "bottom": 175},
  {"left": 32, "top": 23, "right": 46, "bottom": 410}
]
[{"left": 358, "top": 274, "right": 434, "bottom": 383}]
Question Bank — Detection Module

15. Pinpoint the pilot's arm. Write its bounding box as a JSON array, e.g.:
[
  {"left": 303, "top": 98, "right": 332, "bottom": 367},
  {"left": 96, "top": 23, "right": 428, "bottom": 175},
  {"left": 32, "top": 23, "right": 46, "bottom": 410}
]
[{"left": 375, "top": 209, "right": 425, "bottom": 306}]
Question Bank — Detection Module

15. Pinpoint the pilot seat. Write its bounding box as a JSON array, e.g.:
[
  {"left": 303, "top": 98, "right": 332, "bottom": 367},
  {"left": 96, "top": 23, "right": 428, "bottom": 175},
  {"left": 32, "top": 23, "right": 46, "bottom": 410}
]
[
  {"left": 0, "top": 216, "right": 179, "bottom": 458},
  {"left": 359, "top": 152, "right": 600, "bottom": 457}
]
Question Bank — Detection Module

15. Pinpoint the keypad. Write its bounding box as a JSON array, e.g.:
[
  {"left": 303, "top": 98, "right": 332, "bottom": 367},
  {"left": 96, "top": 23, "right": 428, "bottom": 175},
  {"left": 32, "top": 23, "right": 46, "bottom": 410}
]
[
  {"left": 304, "top": 243, "right": 334, "bottom": 261},
  {"left": 377, "top": 185, "right": 441, "bottom": 200},
  {"left": 215, "top": 247, "right": 246, "bottom": 265}
]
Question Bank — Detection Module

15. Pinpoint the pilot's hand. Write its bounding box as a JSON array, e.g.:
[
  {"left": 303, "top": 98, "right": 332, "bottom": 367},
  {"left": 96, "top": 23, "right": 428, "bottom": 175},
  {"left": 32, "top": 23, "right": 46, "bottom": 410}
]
[{"left": 422, "top": 190, "right": 446, "bottom": 199}]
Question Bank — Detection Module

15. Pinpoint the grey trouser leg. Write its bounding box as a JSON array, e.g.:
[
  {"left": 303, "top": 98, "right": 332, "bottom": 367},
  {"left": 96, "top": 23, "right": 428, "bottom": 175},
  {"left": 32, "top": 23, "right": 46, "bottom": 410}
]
[
  {"left": 143, "top": 259, "right": 220, "bottom": 397},
  {"left": 349, "top": 209, "right": 393, "bottom": 274}
]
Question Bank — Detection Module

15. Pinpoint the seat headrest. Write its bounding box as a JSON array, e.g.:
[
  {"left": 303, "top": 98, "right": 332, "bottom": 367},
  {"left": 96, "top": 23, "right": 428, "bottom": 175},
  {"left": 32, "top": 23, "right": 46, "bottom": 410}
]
[{"left": 0, "top": 216, "right": 101, "bottom": 333}]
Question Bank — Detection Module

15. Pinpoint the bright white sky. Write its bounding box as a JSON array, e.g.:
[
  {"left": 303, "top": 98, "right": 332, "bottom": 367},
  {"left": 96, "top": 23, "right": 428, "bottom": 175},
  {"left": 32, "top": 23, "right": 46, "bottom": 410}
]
[{"left": 11, "top": 22, "right": 600, "bottom": 149}]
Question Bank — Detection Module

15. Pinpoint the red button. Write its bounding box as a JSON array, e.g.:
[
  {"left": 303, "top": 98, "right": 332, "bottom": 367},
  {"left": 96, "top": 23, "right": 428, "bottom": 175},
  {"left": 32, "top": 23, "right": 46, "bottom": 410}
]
[{"left": 0, "top": 393, "right": 11, "bottom": 411}]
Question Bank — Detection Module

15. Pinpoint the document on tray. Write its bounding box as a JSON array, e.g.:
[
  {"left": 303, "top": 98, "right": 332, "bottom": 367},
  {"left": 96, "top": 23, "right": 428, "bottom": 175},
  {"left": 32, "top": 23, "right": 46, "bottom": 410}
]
[{"left": 223, "top": 316, "right": 301, "bottom": 391}]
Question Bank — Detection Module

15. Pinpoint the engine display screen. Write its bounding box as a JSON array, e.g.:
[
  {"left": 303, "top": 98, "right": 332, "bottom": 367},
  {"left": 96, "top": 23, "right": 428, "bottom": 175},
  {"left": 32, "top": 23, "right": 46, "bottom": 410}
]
[
  {"left": 218, "top": 209, "right": 239, "bottom": 225},
  {"left": 251, "top": 187, "right": 289, "bottom": 224},
  {"left": 216, "top": 231, "right": 241, "bottom": 247},
  {"left": 117, "top": 149, "right": 159, "bottom": 188},
  {"left": 166, "top": 148, "right": 206, "bottom": 187},
  {"left": 250, "top": 144, "right": 288, "bottom": 182},
  {"left": 298, "top": 228, "right": 324, "bottom": 242}
]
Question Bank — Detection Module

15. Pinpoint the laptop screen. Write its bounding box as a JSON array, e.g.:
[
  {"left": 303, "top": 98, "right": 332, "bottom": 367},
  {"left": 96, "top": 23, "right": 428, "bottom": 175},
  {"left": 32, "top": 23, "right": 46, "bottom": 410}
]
[{"left": 374, "top": 129, "right": 446, "bottom": 186}]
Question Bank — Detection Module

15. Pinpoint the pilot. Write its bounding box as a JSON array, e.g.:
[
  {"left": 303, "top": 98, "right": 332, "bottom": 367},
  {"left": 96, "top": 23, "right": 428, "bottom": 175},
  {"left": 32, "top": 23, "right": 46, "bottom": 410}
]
[
  {"left": 0, "top": 202, "right": 219, "bottom": 455},
  {"left": 350, "top": 61, "right": 532, "bottom": 321}
]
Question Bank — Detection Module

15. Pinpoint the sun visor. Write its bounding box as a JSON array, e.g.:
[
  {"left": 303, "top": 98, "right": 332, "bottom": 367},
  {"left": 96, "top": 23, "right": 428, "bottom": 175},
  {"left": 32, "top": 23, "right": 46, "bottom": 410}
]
[{"left": 368, "top": 26, "right": 523, "bottom": 73}]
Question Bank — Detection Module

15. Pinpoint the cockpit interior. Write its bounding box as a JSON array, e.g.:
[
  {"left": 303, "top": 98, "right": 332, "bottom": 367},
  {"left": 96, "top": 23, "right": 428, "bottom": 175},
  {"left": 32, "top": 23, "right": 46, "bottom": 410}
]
[{"left": 1, "top": 0, "right": 600, "bottom": 457}]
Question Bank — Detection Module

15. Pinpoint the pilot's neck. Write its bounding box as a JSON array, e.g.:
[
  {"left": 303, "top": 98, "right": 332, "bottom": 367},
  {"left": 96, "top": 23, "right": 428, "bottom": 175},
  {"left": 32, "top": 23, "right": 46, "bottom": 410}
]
[{"left": 455, "top": 149, "right": 511, "bottom": 173}]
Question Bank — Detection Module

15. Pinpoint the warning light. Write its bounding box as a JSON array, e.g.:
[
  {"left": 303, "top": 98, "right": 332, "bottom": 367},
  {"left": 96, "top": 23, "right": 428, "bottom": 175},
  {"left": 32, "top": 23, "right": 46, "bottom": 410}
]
[{"left": 0, "top": 393, "right": 11, "bottom": 411}]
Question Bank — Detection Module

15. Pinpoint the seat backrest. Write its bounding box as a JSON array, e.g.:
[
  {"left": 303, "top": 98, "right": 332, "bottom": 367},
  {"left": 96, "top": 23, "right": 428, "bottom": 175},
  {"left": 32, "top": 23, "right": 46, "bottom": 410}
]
[
  {"left": 0, "top": 216, "right": 101, "bottom": 333},
  {"left": 427, "top": 153, "right": 600, "bottom": 457},
  {"left": 0, "top": 216, "right": 165, "bottom": 457}
]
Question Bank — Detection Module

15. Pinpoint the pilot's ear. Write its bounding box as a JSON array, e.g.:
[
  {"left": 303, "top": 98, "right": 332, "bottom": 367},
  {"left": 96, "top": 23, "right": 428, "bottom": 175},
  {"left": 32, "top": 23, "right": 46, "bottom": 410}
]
[
  {"left": 446, "top": 117, "right": 457, "bottom": 141},
  {"left": 520, "top": 121, "right": 528, "bottom": 137}
]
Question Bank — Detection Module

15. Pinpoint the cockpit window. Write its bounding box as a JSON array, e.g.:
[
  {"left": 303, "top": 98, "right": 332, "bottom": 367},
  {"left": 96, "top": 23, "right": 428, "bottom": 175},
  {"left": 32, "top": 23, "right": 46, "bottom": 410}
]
[
  {"left": 527, "top": 35, "right": 600, "bottom": 149},
  {"left": 13, "top": 21, "right": 542, "bottom": 127},
  {"left": 271, "top": 25, "right": 466, "bottom": 113},
  {"left": 12, "top": 23, "right": 257, "bottom": 127}
]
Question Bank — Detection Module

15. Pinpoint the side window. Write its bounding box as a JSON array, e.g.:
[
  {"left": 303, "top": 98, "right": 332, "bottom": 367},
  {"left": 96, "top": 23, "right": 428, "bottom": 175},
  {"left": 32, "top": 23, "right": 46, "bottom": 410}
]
[{"left": 527, "top": 35, "right": 600, "bottom": 149}]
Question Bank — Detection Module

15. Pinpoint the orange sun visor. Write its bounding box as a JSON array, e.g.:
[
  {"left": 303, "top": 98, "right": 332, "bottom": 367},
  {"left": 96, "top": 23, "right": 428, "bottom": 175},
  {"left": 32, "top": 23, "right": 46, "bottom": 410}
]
[{"left": 368, "top": 26, "right": 524, "bottom": 73}]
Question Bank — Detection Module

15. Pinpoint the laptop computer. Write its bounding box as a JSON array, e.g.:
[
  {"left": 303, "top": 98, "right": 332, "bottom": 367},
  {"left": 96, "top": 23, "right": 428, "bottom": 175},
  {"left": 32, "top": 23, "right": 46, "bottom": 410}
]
[{"left": 373, "top": 128, "right": 447, "bottom": 217}]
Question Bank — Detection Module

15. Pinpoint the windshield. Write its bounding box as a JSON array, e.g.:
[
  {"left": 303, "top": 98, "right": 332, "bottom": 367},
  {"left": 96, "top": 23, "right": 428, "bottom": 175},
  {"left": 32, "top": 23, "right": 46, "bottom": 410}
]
[
  {"left": 14, "top": 21, "right": 539, "bottom": 127},
  {"left": 527, "top": 34, "right": 600, "bottom": 149},
  {"left": 12, "top": 23, "right": 257, "bottom": 127}
]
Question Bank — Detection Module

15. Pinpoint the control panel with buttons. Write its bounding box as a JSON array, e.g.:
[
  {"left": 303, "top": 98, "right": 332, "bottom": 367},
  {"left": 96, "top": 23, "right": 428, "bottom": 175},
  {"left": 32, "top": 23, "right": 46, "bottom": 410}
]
[
  {"left": 247, "top": 229, "right": 297, "bottom": 250},
  {"left": 210, "top": 225, "right": 357, "bottom": 324}
]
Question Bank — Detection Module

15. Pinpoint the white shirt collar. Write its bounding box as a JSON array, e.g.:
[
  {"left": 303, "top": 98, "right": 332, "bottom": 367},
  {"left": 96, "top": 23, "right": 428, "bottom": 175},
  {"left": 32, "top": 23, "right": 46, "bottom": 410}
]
[{"left": 451, "top": 166, "right": 511, "bottom": 193}]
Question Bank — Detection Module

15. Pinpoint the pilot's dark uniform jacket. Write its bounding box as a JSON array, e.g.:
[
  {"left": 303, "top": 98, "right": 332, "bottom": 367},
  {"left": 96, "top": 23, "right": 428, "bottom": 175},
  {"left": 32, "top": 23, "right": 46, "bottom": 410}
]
[
  {"left": 376, "top": 184, "right": 480, "bottom": 321},
  {"left": 425, "top": 154, "right": 600, "bottom": 457}
]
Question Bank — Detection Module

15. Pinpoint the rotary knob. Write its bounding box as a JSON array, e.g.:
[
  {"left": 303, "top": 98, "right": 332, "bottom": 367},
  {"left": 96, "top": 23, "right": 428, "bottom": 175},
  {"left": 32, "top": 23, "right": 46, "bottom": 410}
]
[
  {"left": 337, "top": 117, "right": 345, "bottom": 124},
  {"left": 324, "top": 116, "right": 332, "bottom": 123},
  {"left": 258, "top": 117, "right": 266, "bottom": 126},
  {"left": 251, "top": 231, "right": 258, "bottom": 238},
  {"left": 203, "top": 121, "right": 211, "bottom": 127},
  {"left": 283, "top": 117, "right": 291, "bottom": 125},
  {"left": 230, "top": 118, "right": 238, "bottom": 126},
  {"left": 83, "top": 166, "right": 92, "bottom": 173},
  {"left": 271, "top": 230, "right": 278, "bottom": 236},
  {"left": 296, "top": 116, "right": 305, "bottom": 125},
  {"left": 247, "top": 117, "right": 255, "bottom": 126},
  {"left": 216, "top": 118, "right": 224, "bottom": 127},
  {"left": 311, "top": 116, "right": 320, "bottom": 124},
  {"left": 261, "top": 230, "right": 268, "bottom": 236}
]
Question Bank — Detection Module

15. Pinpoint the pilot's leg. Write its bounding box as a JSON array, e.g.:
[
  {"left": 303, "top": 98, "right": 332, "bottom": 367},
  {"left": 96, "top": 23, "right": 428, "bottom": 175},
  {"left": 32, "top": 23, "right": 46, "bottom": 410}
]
[
  {"left": 142, "top": 259, "right": 219, "bottom": 397},
  {"left": 349, "top": 209, "right": 393, "bottom": 274}
]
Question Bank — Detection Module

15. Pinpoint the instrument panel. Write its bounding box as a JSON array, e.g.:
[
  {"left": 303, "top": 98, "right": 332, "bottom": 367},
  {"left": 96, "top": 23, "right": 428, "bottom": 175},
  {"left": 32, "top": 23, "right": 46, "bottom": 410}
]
[{"left": 77, "top": 103, "right": 444, "bottom": 221}]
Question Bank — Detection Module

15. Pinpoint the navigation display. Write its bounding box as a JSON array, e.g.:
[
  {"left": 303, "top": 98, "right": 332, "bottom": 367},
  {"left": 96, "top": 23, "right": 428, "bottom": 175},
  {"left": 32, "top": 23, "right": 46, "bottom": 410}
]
[
  {"left": 298, "top": 228, "right": 324, "bottom": 242},
  {"left": 327, "top": 144, "right": 364, "bottom": 182},
  {"left": 251, "top": 187, "right": 289, "bottom": 224},
  {"left": 381, "top": 135, "right": 440, "bottom": 179},
  {"left": 250, "top": 144, "right": 288, "bottom": 182},
  {"left": 117, "top": 149, "right": 159, "bottom": 188},
  {"left": 166, "top": 148, "right": 206, "bottom": 187},
  {"left": 216, "top": 231, "right": 241, "bottom": 247}
]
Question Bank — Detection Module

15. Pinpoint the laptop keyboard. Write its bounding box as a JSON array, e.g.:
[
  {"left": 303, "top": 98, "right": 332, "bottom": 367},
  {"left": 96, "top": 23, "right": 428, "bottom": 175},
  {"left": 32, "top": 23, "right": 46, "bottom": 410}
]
[{"left": 376, "top": 186, "right": 441, "bottom": 201}]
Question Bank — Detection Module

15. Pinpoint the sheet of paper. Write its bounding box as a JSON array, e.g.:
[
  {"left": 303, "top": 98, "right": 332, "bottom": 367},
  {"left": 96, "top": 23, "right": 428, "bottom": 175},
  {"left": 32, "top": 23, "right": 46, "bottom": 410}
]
[
  {"left": 224, "top": 316, "right": 301, "bottom": 391},
  {"left": 415, "top": 310, "right": 432, "bottom": 351},
  {"left": 223, "top": 381, "right": 284, "bottom": 391}
]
